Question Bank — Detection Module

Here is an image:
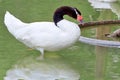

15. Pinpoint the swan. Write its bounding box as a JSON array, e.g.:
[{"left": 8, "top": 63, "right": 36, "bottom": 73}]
[{"left": 4, "top": 6, "right": 83, "bottom": 58}]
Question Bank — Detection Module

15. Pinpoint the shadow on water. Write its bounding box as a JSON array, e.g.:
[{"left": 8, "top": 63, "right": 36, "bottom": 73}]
[{"left": 4, "top": 54, "right": 80, "bottom": 80}]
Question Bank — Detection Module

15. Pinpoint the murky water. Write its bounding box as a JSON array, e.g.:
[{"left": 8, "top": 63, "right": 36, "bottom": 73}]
[{"left": 0, "top": 0, "right": 120, "bottom": 80}]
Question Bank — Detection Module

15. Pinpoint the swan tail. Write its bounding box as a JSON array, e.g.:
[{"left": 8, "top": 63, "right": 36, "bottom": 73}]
[{"left": 4, "top": 11, "right": 28, "bottom": 35}]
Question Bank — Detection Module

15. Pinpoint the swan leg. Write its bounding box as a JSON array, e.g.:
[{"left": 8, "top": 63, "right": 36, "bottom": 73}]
[
  {"left": 40, "top": 48, "right": 44, "bottom": 57},
  {"left": 37, "top": 48, "right": 44, "bottom": 60}
]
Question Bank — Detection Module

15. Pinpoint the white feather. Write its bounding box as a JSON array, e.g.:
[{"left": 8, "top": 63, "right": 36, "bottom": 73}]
[{"left": 4, "top": 11, "right": 81, "bottom": 55}]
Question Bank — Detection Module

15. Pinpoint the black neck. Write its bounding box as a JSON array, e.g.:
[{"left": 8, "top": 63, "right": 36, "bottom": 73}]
[
  {"left": 53, "top": 11, "right": 64, "bottom": 26},
  {"left": 53, "top": 6, "right": 77, "bottom": 26}
]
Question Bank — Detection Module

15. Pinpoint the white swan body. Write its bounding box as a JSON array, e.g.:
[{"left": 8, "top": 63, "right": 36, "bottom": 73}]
[{"left": 4, "top": 6, "right": 82, "bottom": 56}]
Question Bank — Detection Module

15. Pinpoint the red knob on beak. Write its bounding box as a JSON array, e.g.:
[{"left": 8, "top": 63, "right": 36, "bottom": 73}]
[{"left": 77, "top": 15, "right": 83, "bottom": 24}]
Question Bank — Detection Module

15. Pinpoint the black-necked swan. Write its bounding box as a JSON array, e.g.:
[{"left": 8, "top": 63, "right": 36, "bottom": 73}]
[{"left": 4, "top": 6, "right": 83, "bottom": 58}]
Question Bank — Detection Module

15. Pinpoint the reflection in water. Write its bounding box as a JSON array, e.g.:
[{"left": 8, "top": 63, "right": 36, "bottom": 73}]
[
  {"left": 95, "top": 15, "right": 109, "bottom": 80},
  {"left": 107, "top": 49, "right": 120, "bottom": 80},
  {"left": 88, "top": 0, "right": 120, "bottom": 19},
  {"left": 95, "top": 13, "right": 109, "bottom": 80},
  {"left": 88, "top": 0, "right": 120, "bottom": 80},
  {"left": 111, "top": 2, "right": 120, "bottom": 19},
  {"left": 4, "top": 55, "right": 80, "bottom": 80},
  {"left": 109, "top": 54, "right": 120, "bottom": 79},
  {"left": 95, "top": 11, "right": 109, "bottom": 80},
  {"left": 95, "top": 46, "right": 107, "bottom": 80},
  {"left": 96, "top": 9, "right": 113, "bottom": 40},
  {"left": 88, "top": 0, "right": 112, "bottom": 9},
  {"left": 98, "top": 0, "right": 117, "bottom": 2}
]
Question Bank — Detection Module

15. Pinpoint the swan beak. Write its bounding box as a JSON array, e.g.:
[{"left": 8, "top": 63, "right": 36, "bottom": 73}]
[{"left": 77, "top": 15, "right": 83, "bottom": 24}]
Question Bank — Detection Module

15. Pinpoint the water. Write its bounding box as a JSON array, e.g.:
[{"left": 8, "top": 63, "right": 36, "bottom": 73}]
[
  {"left": 0, "top": 0, "right": 120, "bottom": 80},
  {"left": 4, "top": 55, "right": 80, "bottom": 80}
]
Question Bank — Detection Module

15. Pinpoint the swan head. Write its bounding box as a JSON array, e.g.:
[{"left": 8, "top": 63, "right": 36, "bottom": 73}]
[{"left": 53, "top": 6, "right": 83, "bottom": 26}]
